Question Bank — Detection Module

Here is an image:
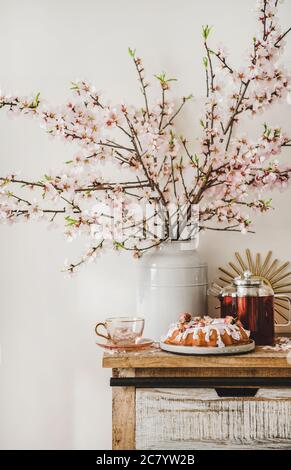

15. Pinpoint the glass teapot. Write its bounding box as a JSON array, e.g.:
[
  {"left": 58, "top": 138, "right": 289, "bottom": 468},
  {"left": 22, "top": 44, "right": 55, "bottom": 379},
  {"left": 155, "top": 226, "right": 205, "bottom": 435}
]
[{"left": 209, "top": 271, "right": 291, "bottom": 345}]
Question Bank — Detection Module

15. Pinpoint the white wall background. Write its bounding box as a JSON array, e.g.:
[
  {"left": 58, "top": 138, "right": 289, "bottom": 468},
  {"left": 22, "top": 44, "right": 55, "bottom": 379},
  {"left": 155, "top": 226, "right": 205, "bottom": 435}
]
[{"left": 0, "top": 0, "right": 291, "bottom": 449}]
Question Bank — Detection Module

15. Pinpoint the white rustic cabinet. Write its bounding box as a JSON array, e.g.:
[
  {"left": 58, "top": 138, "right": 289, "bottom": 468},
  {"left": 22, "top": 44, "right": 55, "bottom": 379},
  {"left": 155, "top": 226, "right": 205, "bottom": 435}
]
[{"left": 103, "top": 346, "right": 291, "bottom": 450}]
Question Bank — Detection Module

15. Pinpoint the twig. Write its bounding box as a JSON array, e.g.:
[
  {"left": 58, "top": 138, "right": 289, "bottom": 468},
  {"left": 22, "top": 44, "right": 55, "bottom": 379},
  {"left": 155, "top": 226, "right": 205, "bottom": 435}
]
[
  {"left": 201, "top": 224, "right": 255, "bottom": 233},
  {"left": 162, "top": 97, "right": 188, "bottom": 131},
  {"left": 274, "top": 27, "right": 291, "bottom": 47}
]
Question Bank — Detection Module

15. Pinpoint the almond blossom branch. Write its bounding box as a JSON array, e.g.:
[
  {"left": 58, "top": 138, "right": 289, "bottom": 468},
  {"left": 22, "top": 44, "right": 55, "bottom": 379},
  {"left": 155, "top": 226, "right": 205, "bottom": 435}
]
[
  {"left": 275, "top": 27, "right": 291, "bottom": 46},
  {"left": 129, "top": 48, "right": 150, "bottom": 117},
  {"left": 0, "top": 0, "right": 290, "bottom": 270},
  {"left": 211, "top": 50, "right": 234, "bottom": 74},
  {"left": 161, "top": 95, "right": 193, "bottom": 131},
  {"left": 200, "top": 224, "right": 255, "bottom": 233}
]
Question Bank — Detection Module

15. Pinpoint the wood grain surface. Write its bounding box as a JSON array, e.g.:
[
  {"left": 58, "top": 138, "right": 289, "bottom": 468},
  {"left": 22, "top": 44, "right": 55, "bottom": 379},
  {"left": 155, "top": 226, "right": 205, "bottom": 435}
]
[
  {"left": 103, "top": 346, "right": 291, "bottom": 370},
  {"left": 136, "top": 388, "right": 291, "bottom": 450},
  {"left": 112, "top": 369, "right": 136, "bottom": 450}
]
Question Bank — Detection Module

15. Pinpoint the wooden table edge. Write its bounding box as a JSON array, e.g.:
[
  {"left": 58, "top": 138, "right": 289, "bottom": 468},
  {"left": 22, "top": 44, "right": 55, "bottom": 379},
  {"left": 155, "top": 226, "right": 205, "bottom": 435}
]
[{"left": 103, "top": 349, "right": 290, "bottom": 369}]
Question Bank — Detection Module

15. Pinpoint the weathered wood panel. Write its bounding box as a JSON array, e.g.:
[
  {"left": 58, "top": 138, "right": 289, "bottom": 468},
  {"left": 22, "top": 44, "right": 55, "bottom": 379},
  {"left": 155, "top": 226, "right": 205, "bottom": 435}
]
[
  {"left": 136, "top": 388, "right": 291, "bottom": 450},
  {"left": 103, "top": 346, "right": 289, "bottom": 370},
  {"left": 112, "top": 369, "right": 136, "bottom": 450}
]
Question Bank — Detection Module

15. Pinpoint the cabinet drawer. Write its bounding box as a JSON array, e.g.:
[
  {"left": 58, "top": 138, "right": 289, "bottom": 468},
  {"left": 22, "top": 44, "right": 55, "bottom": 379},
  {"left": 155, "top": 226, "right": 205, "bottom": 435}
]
[{"left": 136, "top": 388, "right": 291, "bottom": 450}]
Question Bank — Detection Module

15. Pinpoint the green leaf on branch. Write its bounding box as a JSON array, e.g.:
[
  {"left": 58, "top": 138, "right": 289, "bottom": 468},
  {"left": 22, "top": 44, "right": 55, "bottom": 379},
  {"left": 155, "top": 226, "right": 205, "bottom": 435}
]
[
  {"left": 28, "top": 92, "right": 40, "bottom": 109},
  {"left": 169, "top": 130, "right": 175, "bottom": 146},
  {"left": 114, "top": 241, "right": 125, "bottom": 250},
  {"left": 254, "top": 199, "right": 273, "bottom": 211},
  {"left": 128, "top": 47, "right": 136, "bottom": 58},
  {"left": 154, "top": 72, "right": 177, "bottom": 86},
  {"left": 263, "top": 123, "right": 281, "bottom": 139},
  {"left": 65, "top": 216, "right": 78, "bottom": 226},
  {"left": 202, "top": 25, "right": 212, "bottom": 40},
  {"left": 263, "top": 122, "right": 271, "bottom": 137},
  {"left": 200, "top": 119, "right": 205, "bottom": 128},
  {"left": 203, "top": 56, "right": 208, "bottom": 68},
  {"left": 264, "top": 198, "right": 273, "bottom": 209},
  {"left": 274, "top": 128, "right": 281, "bottom": 138},
  {"left": 0, "top": 178, "right": 9, "bottom": 187}
]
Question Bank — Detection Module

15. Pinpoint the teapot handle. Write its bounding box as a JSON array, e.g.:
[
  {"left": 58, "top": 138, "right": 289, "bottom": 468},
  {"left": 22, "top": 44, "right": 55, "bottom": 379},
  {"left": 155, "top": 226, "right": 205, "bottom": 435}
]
[{"left": 274, "top": 294, "right": 291, "bottom": 327}]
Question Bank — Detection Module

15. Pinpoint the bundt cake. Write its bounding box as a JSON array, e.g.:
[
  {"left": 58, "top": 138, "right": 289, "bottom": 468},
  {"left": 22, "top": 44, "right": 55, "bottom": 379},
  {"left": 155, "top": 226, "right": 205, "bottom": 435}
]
[{"left": 163, "top": 313, "right": 250, "bottom": 347}]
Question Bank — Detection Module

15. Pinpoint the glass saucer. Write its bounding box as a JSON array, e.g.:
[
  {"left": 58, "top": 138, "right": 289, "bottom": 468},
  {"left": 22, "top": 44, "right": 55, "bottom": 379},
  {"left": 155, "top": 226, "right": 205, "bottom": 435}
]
[{"left": 96, "top": 337, "right": 154, "bottom": 351}]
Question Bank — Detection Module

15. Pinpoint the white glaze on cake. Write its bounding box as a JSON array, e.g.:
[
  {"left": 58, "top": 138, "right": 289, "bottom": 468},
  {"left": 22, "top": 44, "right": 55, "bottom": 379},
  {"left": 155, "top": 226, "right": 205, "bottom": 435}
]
[{"left": 163, "top": 315, "right": 250, "bottom": 347}]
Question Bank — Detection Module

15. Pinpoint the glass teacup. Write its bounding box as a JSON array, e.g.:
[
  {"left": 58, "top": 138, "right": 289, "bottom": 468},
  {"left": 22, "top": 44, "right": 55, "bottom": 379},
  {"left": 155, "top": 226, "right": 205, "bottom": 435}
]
[{"left": 95, "top": 317, "right": 145, "bottom": 345}]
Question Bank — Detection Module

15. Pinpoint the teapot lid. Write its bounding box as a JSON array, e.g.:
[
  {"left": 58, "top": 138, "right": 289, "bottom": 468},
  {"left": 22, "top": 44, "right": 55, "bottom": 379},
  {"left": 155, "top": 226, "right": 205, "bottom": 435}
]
[{"left": 233, "top": 270, "right": 261, "bottom": 287}]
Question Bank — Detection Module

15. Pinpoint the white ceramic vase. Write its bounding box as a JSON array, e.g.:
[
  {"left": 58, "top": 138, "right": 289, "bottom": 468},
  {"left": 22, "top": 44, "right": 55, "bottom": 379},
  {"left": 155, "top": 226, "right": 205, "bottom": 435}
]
[{"left": 136, "top": 240, "right": 208, "bottom": 340}]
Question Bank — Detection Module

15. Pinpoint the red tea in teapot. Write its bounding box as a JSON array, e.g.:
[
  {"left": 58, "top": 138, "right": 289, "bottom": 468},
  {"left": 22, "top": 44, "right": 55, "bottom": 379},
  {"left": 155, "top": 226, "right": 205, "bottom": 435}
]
[{"left": 220, "top": 295, "right": 274, "bottom": 345}]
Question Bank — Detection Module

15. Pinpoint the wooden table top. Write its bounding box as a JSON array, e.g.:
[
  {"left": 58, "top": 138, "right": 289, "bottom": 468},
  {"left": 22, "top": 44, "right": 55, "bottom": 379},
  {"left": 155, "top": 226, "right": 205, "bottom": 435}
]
[{"left": 103, "top": 345, "right": 291, "bottom": 369}]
